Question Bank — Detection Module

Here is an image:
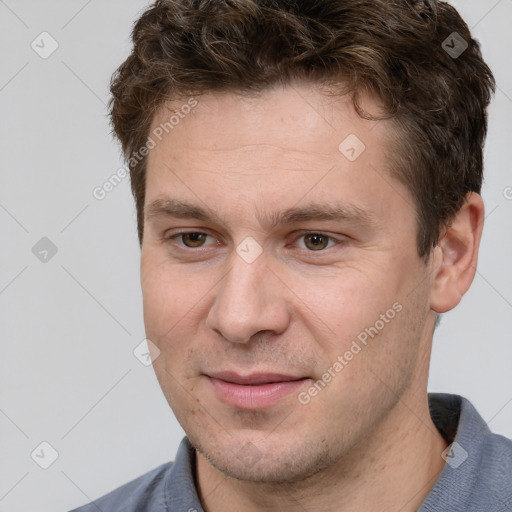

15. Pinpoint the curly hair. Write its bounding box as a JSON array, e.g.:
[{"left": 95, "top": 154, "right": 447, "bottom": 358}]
[{"left": 109, "top": 0, "right": 495, "bottom": 259}]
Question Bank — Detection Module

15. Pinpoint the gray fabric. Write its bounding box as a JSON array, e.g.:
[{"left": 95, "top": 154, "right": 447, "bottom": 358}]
[
  {"left": 70, "top": 393, "right": 512, "bottom": 511},
  {"left": 419, "top": 394, "right": 512, "bottom": 511}
]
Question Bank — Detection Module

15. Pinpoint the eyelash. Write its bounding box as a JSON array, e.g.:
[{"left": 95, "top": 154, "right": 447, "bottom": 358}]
[{"left": 164, "top": 231, "right": 343, "bottom": 252}]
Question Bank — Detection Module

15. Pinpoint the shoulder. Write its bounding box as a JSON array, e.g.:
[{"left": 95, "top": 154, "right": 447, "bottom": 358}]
[
  {"left": 424, "top": 394, "right": 512, "bottom": 510},
  {"left": 480, "top": 429, "right": 512, "bottom": 481},
  {"left": 68, "top": 462, "right": 173, "bottom": 512},
  {"left": 460, "top": 395, "right": 512, "bottom": 483},
  {"left": 457, "top": 396, "right": 512, "bottom": 507},
  {"left": 466, "top": 430, "right": 512, "bottom": 510},
  {"left": 68, "top": 436, "right": 199, "bottom": 512}
]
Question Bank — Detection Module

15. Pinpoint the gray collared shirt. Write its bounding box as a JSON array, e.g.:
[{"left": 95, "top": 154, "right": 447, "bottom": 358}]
[{"left": 70, "top": 393, "right": 512, "bottom": 511}]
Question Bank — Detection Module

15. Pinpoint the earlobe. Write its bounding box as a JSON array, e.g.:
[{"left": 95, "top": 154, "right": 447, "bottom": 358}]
[{"left": 430, "top": 192, "right": 485, "bottom": 314}]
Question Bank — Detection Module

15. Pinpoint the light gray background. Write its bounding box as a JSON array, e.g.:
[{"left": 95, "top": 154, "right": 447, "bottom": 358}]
[{"left": 0, "top": 1, "right": 511, "bottom": 511}]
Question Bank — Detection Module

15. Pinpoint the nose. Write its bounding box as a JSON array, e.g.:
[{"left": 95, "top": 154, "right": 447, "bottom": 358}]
[{"left": 205, "top": 249, "right": 291, "bottom": 344}]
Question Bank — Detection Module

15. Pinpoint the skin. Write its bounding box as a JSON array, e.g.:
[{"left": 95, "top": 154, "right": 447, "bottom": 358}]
[{"left": 140, "top": 82, "right": 484, "bottom": 511}]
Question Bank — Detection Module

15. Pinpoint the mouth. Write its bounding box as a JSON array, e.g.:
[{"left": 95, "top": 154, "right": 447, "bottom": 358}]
[{"left": 205, "top": 371, "right": 310, "bottom": 409}]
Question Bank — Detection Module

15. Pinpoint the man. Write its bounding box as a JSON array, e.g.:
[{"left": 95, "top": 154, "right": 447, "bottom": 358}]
[{"left": 71, "top": 0, "right": 511, "bottom": 510}]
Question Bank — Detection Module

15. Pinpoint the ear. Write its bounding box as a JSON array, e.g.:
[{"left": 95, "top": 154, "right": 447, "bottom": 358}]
[{"left": 429, "top": 192, "right": 485, "bottom": 313}]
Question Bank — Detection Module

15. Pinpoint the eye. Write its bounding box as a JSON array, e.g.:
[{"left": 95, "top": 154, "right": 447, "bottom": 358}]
[
  {"left": 296, "top": 232, "right": 338, "bottom": 251},
  {"left": 181, "top": 232, "right": 207, "bottom": 247},
  {"left": 166, "top": 232, "right": 214, "bottom": 248}
]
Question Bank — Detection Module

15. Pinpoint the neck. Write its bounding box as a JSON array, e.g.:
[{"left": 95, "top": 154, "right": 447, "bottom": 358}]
[{"left": 196, "top": 389, "right": 448, "bottom": 512}]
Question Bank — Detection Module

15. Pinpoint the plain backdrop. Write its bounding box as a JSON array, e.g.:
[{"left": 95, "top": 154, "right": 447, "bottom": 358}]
[{"left": 0, "top": 1, "right": 511, "bottom": 511}]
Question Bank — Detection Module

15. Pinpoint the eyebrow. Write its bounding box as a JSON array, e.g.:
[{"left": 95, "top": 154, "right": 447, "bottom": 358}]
[{"left": 144, "top": 197, "right": 378, "bottom": 230}]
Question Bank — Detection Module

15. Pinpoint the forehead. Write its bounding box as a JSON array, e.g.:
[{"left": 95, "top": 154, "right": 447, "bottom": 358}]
[
  {"left": 144, "top": 83, "right": 411, "bottom": 230},
  {"left": 148, "top": 82, "right": 389, "bottom": 157}
]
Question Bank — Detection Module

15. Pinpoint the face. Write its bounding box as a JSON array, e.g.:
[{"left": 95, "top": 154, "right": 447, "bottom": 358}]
[{"left": 141, "top": 83, "right": 437, "bottom": 483}]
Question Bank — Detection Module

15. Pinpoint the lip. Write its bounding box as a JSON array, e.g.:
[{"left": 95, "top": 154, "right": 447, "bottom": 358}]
[{"left": 206, "top": 372, "right": 310, "bottom": 409}]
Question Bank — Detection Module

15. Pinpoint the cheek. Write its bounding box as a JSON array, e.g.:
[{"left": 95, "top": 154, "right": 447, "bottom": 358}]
[
  {"left": 142, "top": 264, "right": 203, "bottom": 401},
  {"left": 140, "top": 257, "right": 193, "bottom": 340},
  {"left": 294, "top": 268, "right": 399, "bottom": 342},
  {"left": 140, "top": 254, "right": 221, "bottom": 372}
]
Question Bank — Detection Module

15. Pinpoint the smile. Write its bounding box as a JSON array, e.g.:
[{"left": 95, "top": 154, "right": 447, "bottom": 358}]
[{"left": 206, "top": 372, "right": 310, "bottom": 409}]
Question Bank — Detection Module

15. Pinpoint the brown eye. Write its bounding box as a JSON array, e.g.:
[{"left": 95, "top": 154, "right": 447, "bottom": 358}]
[
  {"left": 303, "top": 233, "right": 330, "bottom": 251},
  {"left": 181, "top": 233, "right": 207, "bottom": 247}
]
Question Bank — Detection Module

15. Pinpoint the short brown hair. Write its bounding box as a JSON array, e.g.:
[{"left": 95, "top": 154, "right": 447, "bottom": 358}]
[{"left": 109, "top": 0, "right": 495, "bottom": 259}]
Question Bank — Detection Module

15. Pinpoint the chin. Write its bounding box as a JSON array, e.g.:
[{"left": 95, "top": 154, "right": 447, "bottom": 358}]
[{"left": 193, "top": 433, "right": 335, "bottom": 484}]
